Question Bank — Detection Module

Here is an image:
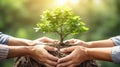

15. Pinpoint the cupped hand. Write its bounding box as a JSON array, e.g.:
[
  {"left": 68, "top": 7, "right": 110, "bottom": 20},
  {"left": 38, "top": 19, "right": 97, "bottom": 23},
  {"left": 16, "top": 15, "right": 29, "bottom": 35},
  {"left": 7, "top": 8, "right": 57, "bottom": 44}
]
[
  {"left": 57, "top": 46, "right": 90, "bottom": 67},
  {"left": 64, "top": 39, "right": 88, "bottom": 47},
  {"left": 34, "top": 37, "right": 58, "bottom": 45},
  {"left": 30, "top": 45, "right": 59, "bottom": 67}
]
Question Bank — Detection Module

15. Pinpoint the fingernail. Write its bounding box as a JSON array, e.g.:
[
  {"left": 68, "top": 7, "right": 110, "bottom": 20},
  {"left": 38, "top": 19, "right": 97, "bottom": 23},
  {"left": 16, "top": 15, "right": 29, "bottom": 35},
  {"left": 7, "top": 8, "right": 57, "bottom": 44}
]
[
  {"left": 60, "top": 49, "right": 64, "bottom": 52},
  {"left": 54, "top": 48, "right": 58, "bottom": 51}
]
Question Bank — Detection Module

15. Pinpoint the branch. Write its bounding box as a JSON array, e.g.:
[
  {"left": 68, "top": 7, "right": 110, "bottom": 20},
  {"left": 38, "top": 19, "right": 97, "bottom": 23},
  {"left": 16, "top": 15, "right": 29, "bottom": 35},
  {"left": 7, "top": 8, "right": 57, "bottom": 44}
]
[
  {"left": 63, "top": 33, "right": 70, "bottom": 40},
  {"left": 54, "top": 30, "right": 60, "bottom": 35}
]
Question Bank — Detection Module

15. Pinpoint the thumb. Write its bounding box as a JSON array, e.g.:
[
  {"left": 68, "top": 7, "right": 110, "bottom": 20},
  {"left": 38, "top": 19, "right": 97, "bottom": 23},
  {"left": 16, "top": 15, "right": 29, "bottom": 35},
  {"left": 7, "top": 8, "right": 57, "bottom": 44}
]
[
  {"left": 44, "top": 45, "right": 58, "bottom": 51},
  {"left": 60, "top": 46, "right": 75, "bottom": 53}
]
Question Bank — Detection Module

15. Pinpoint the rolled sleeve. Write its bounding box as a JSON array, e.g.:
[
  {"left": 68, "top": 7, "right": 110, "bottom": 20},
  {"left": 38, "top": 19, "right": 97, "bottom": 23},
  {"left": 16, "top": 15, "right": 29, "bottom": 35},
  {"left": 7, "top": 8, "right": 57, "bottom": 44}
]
[
  {"left": 0, "top": 32, "right": 9, "bottom": 61},
  {"left": 110, "top": 36, "right": 120, "bottom": 46},
  {"left": 111, "top": 46, "right": 120, "bottom": 63},
  {"left": 0, "top": 45, "right": 9, "bottom": 61},
  {"left": 0, "top": 32, "right": 9, "bottom": 45}
]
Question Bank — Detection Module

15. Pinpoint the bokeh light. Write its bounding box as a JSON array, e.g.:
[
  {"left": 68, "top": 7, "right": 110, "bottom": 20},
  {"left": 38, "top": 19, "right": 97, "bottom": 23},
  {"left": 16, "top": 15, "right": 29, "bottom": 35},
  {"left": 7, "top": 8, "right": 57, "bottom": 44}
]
[
  {"left": 70, "top": 0, "right": 79, "bottom": 4},
  {"left": 55, "top": 0, "right": 66, "bottom": 6},
  {"left": 93, "top": 0, "right": 102, "bottom": 5}
]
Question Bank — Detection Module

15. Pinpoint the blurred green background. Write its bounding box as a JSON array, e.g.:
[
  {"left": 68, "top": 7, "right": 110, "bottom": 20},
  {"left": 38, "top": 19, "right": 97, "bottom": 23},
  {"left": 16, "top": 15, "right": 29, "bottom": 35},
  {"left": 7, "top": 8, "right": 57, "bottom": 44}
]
[{"left": 0, "top": 0, "right": 120, "bottom": 67}]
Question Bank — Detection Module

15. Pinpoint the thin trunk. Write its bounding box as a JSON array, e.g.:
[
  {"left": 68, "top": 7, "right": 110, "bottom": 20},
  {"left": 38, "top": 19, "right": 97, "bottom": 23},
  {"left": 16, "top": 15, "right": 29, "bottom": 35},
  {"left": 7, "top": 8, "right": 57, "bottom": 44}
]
[{"left": 60, "top": 34, "right": 64, "bottom": 45}]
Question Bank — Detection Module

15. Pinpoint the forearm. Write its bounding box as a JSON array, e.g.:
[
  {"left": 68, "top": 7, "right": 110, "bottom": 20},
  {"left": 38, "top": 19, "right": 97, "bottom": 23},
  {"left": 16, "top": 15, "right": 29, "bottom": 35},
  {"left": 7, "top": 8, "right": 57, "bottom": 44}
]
[
  {"left": 86, "top": 47, "right": 112, "bottom": 62},
  {"left": 7, "top": 37, "right": 36, "bottom": 46},
  {"left": 87, "top": 39, "right": 114, "bottom": 48},
  {"left": 0, "top": 45, "right": 32, "bottom": 60},
  {"left": 7, "top": 46, "right": 32, "bottom": 58}
]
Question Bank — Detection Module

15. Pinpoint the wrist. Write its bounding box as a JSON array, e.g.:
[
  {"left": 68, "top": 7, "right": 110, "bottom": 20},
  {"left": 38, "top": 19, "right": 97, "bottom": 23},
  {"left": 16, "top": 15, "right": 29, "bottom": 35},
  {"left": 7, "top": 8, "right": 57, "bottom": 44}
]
[
  {"left": 25, "top": 40, "right": 37, "bottom": 46},
  {"left": 86, "top": 42, "right": 96, "bottom": 48},
  {"left": 8, "top": 37, "right": 36, "bottom": 46},
  {"left": 84, "top": 47, "right": 93, "bottom": 60},
  {"left": 77, "top": 46, "right": 92, "bottom": 60},
  {"left": 26, "top": 46, "right": 34, "bottom": 56},
  {"left": 86, "top": 42, "right": 92, "bottom": 48},
  {"left": 86, "top": 47, "right": 112, "bottom": 61},
  {"left": 7, "top": 46, "right": 34, "bottom": 58}
]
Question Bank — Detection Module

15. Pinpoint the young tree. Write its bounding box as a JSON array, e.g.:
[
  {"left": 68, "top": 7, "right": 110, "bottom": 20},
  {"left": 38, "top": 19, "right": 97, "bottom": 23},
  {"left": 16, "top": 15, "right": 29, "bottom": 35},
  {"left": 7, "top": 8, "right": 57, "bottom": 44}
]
[
  {"left": 14, "top": 8, "right": 98, "bottom": 67},
  {"left": 35, "top": 7, "right": 89, "bottom": 45}
]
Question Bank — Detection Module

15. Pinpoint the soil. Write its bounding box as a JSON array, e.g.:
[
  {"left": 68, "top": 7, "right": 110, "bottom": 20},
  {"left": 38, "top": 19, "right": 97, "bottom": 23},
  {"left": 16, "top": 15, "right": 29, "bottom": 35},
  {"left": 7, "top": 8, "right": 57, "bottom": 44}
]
[{"left": 13, "top": 43, "right": 99, "bottom": 67}]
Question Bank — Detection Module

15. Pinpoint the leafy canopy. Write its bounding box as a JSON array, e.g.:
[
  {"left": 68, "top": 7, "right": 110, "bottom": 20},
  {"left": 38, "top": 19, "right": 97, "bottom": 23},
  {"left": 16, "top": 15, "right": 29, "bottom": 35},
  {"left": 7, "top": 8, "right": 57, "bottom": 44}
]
[{"left": 35, "top": 7, "right": 89, "bottom": 40}]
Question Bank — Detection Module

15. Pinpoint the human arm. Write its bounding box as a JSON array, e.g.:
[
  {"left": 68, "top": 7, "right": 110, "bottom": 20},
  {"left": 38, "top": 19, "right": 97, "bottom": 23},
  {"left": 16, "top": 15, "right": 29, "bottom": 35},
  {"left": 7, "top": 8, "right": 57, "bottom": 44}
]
[
  {"left": 0, "top": 32, "right": 36, "bottom": 46},
  {"left": 7, "top": 45, "right": 58, "bottom": 67},
  {"left": 7, "top": 37, "right": 36, "bottom": 46},
  {"left": 87, "top": 36, "right": 120, "bottom": 48},
  {"left": 65, "top": 39, "right": 114, "bottom": 48},
  {"left": 57, "top": 46, "right": 113, "bottom": 67},
  {"left": 0, "top": 32, "right": 59, "bottom": 67},
  {"left": 87, "top": 39, "right": 114, "bottom": 48},
  {"left": 0, "top": 31, "right": 57, "bottom": 46},
  {"left": 7, "top": 36, "right": 58, "bottom": 46}
]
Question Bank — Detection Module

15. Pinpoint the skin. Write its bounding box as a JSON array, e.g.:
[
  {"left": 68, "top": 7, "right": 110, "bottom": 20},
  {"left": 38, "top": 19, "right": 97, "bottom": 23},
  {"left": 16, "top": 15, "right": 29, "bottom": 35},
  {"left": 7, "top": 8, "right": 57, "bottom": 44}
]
[
  {"left": 7, "top": 45, "right": 58, "bottom": 67},
  {"left": 5, "top": 37, "right": 58, "bottom": 67},
  {"left": 7, "top": 37, "right": 57, "bottom": 46},
  {"left": 64, "top": 39, "right": 114, "bottom": 48},
  {"left": 57, "top": 39, "right": 115, "bottom": 67},
  {"left": 4, "top": 36, "right": 115, "bottom": 67}
]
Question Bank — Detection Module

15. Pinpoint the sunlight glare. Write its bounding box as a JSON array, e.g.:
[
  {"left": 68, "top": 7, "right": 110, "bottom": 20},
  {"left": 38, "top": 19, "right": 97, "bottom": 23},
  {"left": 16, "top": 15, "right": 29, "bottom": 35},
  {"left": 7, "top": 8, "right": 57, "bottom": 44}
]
[
  {"left": 93, "top": 0, "right": 102, "bottom": 5},
  {"left": 70, "top": 0, "right": 79, "bottom": 4},
  {"left": 56, "top": 0, "right": 66, "bottom": 6}
]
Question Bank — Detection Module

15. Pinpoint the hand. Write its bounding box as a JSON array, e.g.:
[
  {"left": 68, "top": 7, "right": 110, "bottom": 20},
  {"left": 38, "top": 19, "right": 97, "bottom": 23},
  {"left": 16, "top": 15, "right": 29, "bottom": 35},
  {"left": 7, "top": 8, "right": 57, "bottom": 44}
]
[
  {"left": 30, "top": 45, "right": 59, "bottom": 67},
  {"left": 64, "top": 39, "right": 88, "bottom": 47},
  {"left": 34, "top": 37, "right": 58, "bottom": 45},
  {"left": 57, "top": 46, "right": 90, "bottom": 67}
]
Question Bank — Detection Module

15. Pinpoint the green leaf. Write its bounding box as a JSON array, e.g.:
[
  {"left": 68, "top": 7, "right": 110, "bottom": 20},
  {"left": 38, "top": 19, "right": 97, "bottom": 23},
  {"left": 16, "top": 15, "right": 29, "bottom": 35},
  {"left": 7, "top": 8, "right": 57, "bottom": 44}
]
[{"left": 35, "top": 7, "right": 89, "bottom": 42}]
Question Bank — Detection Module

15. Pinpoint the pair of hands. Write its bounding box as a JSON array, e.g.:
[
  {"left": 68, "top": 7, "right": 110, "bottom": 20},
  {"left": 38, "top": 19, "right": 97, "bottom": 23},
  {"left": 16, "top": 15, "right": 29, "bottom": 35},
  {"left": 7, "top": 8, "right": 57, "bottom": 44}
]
[{"left": 31, "top": 37, "right": 89, "bottom": 67}]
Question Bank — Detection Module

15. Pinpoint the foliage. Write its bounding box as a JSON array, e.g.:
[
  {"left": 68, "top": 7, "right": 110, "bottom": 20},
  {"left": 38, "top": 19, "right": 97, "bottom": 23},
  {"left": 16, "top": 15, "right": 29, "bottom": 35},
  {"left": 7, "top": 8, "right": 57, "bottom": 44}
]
[
  {"left": 35, "top": 8, "right": 89, "bottom": 43},
  {"left": 0, "top": 0, "right": 120, "bottom": 67}
]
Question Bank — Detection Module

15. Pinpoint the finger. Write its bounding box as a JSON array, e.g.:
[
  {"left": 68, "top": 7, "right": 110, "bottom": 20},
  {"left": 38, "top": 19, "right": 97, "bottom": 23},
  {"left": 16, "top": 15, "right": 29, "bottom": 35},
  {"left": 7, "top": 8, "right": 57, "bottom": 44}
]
[
  {"left": 44, "top": 51, "right": 59, "bottom": 61},
  {"left": 47, "top": 53, "right": 59, "bottom": 61},
  {"left": 68, "top": 62, "right": 81, "bottom": 67},
  {"left": 35, "top": 42, "right": 47, "bottom": 45},
  {"left": 68, "top": 40, "right": 84, "bottom": 46},
  {"left": 58, "top": 55, "right": 71, "bottom": 63},
  {"left": 68, "top": 64, "right": 76, "bottom": 67},
  {"left": 60, "top": 46, "right": 75, "bottom": 53},
  {"left": 46, "top": 59, "right": 57, "bottom": 66},
  {"left": 57, "top": 61, "right": 73, "bottom": 67},
  {"left": 41, "top": 37, "right": 58, "bottom": 43},
  {"left": 45, "top": 45, "right": 58, "bottom": 51},
  {"left": 64, "top": 39, "right": 79, "bottom": 46},
  {"left": 74, "top": 41, "right": 82, "bottom": 45},
  {"left": 64, "top": 41, "right": 75, "bottom": 45},
  {"left": 64, "top": 39, "right": 75, "bottom": 43},
  {"left": 43, "top": 46, "right": 59, "bottom": 61},
  {"left": 44, "top": 63, "right": 55, "bottom": 67},
  {"left": 36, "top": 37, "right": 54, "bottom": 43}
]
